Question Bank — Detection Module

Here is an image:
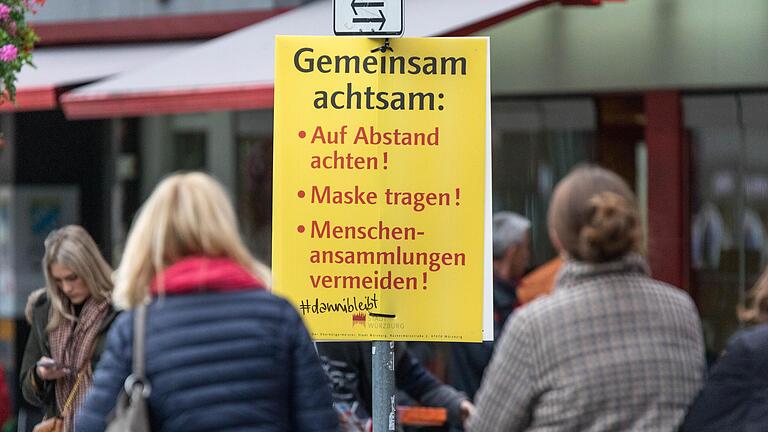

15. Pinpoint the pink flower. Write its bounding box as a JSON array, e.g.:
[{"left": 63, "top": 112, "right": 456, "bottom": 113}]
[
  {"left": 0, "top": 5, "right": 10, "bottom": 21},
  {"left": 23, "top": 0, "right": 43, "bottom": 12},
  {"left": 0, "top": 44, "right": 18, "bottom": 62}
]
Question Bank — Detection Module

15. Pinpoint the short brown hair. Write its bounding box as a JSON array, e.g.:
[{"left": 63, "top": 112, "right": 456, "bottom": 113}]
[{"left": 548, "top": 166, "right": 642, "bottom": 263}]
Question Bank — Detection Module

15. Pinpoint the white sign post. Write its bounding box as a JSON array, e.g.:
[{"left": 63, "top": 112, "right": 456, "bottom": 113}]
[{"left": 333, "top": 0, "right": 403, "bottom": 37}]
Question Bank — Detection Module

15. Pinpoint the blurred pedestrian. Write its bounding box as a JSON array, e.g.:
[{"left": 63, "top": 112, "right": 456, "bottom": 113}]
[
  {"left": 681, "top": 266, "right": 768, "bottom": 431},
  {"left": 448, "top": 212, "right": 530, "bottom": 401},
  {"left": 20, "top": 225, "right": 118, "bottom": 432},
  {"left": 468, "top": 165, "right": 705, "bottom": 431},
  {"left": 489, "top": 211, "right": 531, "bottom": 335},
  {"left": 317, "top": 342, "right": 473, "bottom": 430},
  {"left": 77, "top": 172, "right": 337, "bottom": 431},
  {"left": 517, "top": 256, "right": 561, "bottom": 306}
]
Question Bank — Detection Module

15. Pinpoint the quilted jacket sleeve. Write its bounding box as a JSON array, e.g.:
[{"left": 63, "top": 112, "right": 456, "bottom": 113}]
[
  {"left": 286, "top": 303, "right": 339, "bottom": 431},
  {"left": 681, "top": 332, "right": 753, "bottom": 432}
]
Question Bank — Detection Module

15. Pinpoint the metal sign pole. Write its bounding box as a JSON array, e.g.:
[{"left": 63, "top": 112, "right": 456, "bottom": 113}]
[
  {"left": 333, "top": 0, "right": 402, "bottom": 429},
  {"left": 372, "top": 341, "right": 396, "bottom": 432}
]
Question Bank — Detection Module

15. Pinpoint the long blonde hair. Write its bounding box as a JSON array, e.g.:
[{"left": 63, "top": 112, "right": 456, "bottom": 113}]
[
  {"left": 42, "top": 225, "right": 113, "bottom": 331},
  {"left": 113, "top": 172, "right": 271, "bottom": 309}
]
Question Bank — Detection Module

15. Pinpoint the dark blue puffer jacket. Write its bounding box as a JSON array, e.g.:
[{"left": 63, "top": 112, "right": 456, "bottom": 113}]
[
  {"left": 682, "top": 323, "right": 768, "bottom": 432},
  {"left": 77, "top": 290, "right": 338, "bottom": 432}
]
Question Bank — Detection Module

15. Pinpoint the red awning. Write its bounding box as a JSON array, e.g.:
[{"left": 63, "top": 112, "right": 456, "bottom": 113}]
[
  {"left": 61, "top": 0, "right": 553, "bottom": 119},
  {"left": 0, "top": 42, "right": 198, "bottom": 112}
]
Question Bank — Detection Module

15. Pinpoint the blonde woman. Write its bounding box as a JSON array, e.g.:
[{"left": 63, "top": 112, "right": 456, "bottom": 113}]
[
  {"left": 77, "top": 172, "right": 337, "bottom": 432},
  {"left": 468, "top": 166, "right": 705, "bottom": 432},
  {"left": 682, "top": 268, "right": 768, "bottom": 431},
  {"left": 20, "top": 225, "right": 117, "bottom": 431}
]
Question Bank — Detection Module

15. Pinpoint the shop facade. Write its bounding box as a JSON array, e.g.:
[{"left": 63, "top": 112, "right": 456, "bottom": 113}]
[
  {"left": 69, "top": 0, "right": 768, "bottom": 359},
  {"left": 2, "top": 1, "right": 768, "bottom": 425}
]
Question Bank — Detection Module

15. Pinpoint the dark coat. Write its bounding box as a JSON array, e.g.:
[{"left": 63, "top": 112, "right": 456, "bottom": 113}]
[
  {"left": 19, "top": 293, "right": 117, "bottom": 419},
  {"left": 77, "top": 290, "right": 338, "bottom": 432},
  {"left": 682, "top": 323, "right": 768, "bottom": 432},
  {"left": 317, "top": 342, "right": 467, "bottom": 426},
  {"left": 447, "top": 275, "right": 517, "bottom": 400}
]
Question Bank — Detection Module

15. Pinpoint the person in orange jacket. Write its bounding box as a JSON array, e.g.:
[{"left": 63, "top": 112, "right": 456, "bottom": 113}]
[{"left": 517, "top": 256, "right": 562, "bottom": 306}]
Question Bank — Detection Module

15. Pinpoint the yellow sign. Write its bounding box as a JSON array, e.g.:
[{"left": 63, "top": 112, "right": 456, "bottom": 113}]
[{"left": 273, "top": 36, "right": 489, "bottom": 342}]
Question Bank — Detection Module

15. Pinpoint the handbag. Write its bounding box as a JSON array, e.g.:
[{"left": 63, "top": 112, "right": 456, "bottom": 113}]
[
  {"left": 32, "top": 370, "right": 85, "bottom": 432},
  {"left": 105, "top": 304, "right": 151, "bottom": 432}
]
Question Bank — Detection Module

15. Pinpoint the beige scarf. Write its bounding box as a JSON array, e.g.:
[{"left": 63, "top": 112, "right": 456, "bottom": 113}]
[{"left": 49, "top": 297, "right": 110, "bottom": 432}]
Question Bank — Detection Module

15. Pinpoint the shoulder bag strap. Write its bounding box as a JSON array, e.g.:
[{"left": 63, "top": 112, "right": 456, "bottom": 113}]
[
  {"left": 132, "top": 304, "right": 147, "bottom": 379},
  {"left": 122, "top": 303, "right": 150, "bottom": 397},
  {"left": 60, "top": 369, "right": 85, "bottom": 417}
]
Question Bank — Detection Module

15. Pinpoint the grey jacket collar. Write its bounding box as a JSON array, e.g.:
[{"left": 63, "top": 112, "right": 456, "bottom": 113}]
[{"left": 555, "top": 253, "right": 649, "bottom": 290}]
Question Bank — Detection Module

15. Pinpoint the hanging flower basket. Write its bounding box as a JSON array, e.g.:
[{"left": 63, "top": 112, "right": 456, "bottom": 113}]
[{"left": 0, "top": 0, "right": 42, "bottom": 103}]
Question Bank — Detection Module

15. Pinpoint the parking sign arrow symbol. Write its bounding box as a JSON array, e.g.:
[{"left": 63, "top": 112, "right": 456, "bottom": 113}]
[
  {"left": 350, "top": 0, "right": 385, "bottom": 15},
  {"left": 352, "top": 9, "right": 386, "bottom": 30}
]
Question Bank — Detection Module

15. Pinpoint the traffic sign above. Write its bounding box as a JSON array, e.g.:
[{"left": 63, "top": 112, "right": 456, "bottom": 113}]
[{"left": 333, "top": 0, "right": 404, "bottom": 37}]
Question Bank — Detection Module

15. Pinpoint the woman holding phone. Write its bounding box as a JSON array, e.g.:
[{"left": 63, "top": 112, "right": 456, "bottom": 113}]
[{"left": 20, "top": 225, "right": 117, "bottom": 431}]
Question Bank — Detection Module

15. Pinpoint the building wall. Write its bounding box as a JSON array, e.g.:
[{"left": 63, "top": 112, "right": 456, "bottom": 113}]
[
  {"left": 480, "top": 0, "right": 768, "bottom": 94},
  {"left": 14, "top": 112, "right": 111, "bottom": 252},
  {"left": 28, "top": 0, "right": 306, "bottom": 23},
  {"left": 140, "top": 112, "right": 237, "bottom": 199}
]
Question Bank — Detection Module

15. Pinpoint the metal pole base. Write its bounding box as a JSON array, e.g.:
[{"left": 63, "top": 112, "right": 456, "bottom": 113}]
[{"left": 372, "top": 341, "right": 396, "bottom": 432}]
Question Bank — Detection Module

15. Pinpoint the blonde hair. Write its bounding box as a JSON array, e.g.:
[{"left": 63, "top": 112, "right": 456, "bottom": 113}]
[
  {"left": 42, "top": 225, "right": 114, "bottom": 331},
  {"left": 548, "top": 166, "right": 643, "bottom": 263},
  {"left": 113, "top": 172, "right": 271, "bottom": 309},
  {"left": 739, "top": 267, "right": 768, "bottom": 324}
]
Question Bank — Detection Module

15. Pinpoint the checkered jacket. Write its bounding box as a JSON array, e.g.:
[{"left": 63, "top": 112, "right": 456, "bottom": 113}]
[{"left": 468, "top": 255, "right": 705, "bottom": 432}]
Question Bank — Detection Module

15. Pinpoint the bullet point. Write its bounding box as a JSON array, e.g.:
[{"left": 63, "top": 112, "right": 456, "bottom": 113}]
[
  {"left": 297, "top": 190, "right": 306, "bottom": 198},
  {"left": 298, "top": 130, "right": 306, "bottom": 139},
  {"left": 297, "top": 225, "right": 305, "bottom": 233}
]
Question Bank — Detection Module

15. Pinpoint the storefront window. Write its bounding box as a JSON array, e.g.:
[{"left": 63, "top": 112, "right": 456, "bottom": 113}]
[
  {"left": 235, "top": 110, "right": 274, "bottom": 264},
  {"left": 172, "top": 131, "right": 206, "bottom": 171},
  {"left": 237, "top": 135, "right": 272, "bottom": 264},
  {"left": 0, "top": 115, "right": 10, "bottom": 184},
  {"left": 492, "top": 99, "right": 597, "bottom": 266},
  {"left": 685, "top": 93, "right": 768, "bottom": 356}
]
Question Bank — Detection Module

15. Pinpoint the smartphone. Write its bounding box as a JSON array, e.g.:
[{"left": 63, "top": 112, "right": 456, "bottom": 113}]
[{"left": 36, "top": 358, "right": 66, "bottom": 369}]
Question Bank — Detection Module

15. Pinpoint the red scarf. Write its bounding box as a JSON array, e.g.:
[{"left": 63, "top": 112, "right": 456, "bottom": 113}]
[{"left": 151, "top": 256, "right": 265, "bottom": 296}]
